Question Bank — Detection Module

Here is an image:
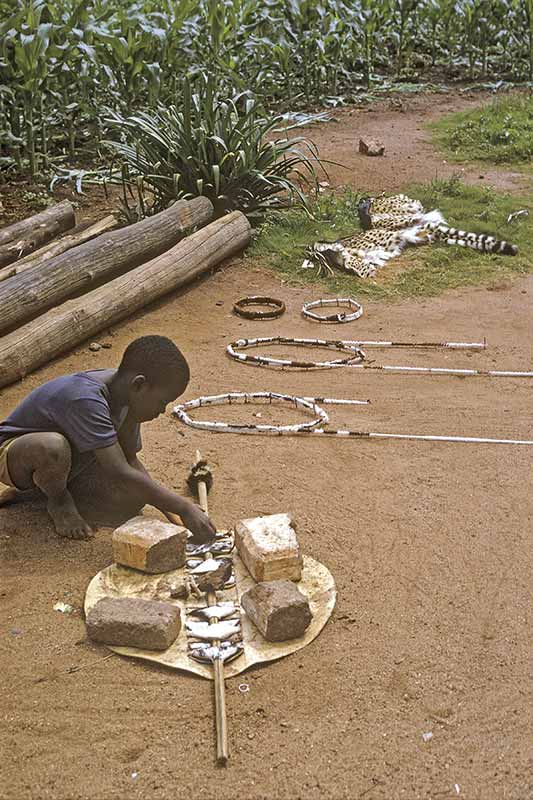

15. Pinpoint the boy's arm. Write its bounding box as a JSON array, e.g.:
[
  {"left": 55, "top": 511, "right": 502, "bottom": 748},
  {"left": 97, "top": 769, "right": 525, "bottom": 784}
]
[
  {"left": 130, "top": 456, "right": 179, "bottom": 529},
  {"left": 93, "top": 441, "right": 216, "bottom": 543}
]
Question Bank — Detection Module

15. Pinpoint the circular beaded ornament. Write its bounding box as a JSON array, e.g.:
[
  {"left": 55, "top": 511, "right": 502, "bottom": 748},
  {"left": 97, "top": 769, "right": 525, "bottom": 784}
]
[
  {"left": 232, "top": 296, "right": 286, "bottom": 320},
  {"left": 226, "top": 336, "right": 365, "bottom": 370},
  {"left": 302, "top": 297, "right": 363, "bottom": 323}
]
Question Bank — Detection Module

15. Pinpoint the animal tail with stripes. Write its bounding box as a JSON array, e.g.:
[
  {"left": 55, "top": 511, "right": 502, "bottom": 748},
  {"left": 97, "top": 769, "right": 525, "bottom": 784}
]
[{"left": 418, "top": 223, "right": 518, "bottom": 255}]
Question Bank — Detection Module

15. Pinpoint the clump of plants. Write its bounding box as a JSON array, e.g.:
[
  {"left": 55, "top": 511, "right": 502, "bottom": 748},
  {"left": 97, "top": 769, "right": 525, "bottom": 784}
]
[
  {"left": 103, "top": 77, "right": 319, "bottom": 220},
  {"left": 431, "top": 93, "right": 533, "bottom": 164}
]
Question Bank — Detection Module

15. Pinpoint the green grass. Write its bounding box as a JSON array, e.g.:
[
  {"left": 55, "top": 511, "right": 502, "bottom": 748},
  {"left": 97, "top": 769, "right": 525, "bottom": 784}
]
[
  {"left": 246, "top": 176, "right": 533, "bottom": 301},
  {"left": 430, "top": 93, "right": 533, "bottom": 166}
]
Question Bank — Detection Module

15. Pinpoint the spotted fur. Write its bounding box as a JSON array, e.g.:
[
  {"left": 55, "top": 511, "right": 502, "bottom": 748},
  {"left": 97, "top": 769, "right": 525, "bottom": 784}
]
[
  {"left": 302, "top": 193, "right": 518, "bottom": 279},
  {"left": 366, "top": 194, "right": 518, "bottom": 256}
]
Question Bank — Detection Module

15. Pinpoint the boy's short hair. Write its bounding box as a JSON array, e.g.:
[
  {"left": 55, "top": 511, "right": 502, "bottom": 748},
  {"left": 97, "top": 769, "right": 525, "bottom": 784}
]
[{"left": 118, "top": 336, "right": 190, "bottom": 386}]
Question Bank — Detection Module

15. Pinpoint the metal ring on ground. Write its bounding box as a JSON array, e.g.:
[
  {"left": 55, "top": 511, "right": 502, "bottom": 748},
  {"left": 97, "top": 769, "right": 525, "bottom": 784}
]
[
  {"left": 233, "top": 296, "right": 286, "bottom": 320},
  {"left": 302, "top": 297, "right": 363, "bottom": 323},
  {"left": 227, "top": 336, "right": 365, "bottom": 369}
]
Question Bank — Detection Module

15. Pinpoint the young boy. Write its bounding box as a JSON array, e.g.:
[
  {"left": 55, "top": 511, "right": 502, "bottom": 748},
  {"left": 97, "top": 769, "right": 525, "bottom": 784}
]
[{"left": 0, "top": 335, "right": 215, "bottom": 543}]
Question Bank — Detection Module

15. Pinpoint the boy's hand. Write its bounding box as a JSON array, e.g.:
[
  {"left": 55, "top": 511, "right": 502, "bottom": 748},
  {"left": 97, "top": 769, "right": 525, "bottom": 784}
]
[{"left": 178, "top": 502, "right": 216, "bottom": 544}]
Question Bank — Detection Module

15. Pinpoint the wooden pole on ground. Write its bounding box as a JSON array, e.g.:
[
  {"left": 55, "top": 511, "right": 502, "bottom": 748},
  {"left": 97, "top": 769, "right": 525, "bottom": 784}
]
[
  {"left": 166, "top": 452, "right": 229, "bottom": 765},
  {"left": 0, "top": 200, "right": 75, "bottom": 268},
  {"left": 188, "top": 450, "right": 229, "bottom": 765},
  {"left": 0, "top": 215, "right": 119, "bottom": 283},
  {"left": 0, "top": 197, "right": 214, "bottom": 336},
  {"left": 0, "top": 210, "right": 251, "bottom": 389}
]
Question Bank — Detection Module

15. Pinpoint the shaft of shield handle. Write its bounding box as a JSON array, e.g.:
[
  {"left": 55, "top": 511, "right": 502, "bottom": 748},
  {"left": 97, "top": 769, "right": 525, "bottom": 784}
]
[
  {"left": 206, "top": 585, "right": 229, "bottom": 766},
  {"left": 194, "top": 449, "right": 229, "bottom": 766},
  {"left": 211, "top": 615, "right": 229, "bottom": 766},
  {"left": 195, "top": 449, "right": 210, "bottom": 514}
]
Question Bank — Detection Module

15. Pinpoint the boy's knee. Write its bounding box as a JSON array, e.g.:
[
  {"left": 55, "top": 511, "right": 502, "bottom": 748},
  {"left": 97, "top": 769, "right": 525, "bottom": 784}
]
[
  {"left": 6, "top": 432, "right": 72, "bottom": 492},
  {"left": 36, "top": 433, "right": 71, "bottom": 467}
]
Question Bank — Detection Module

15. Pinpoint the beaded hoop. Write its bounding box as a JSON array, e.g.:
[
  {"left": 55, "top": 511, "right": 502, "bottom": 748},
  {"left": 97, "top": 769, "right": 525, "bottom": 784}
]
[
  {"left": 302, "top": 297, "right": 363, "bottom": 323},
  {"left": 172, "top": 392, "right": 533, "bottom": 446},
  {"left": 174, "top": 391, "right": 330, "bottom": 435},
  {"left": 232, "top": 296, "right": 286, "bottom": 320},
  {"left": 226, "top": 336, "right": 365, "bottom": 370}
]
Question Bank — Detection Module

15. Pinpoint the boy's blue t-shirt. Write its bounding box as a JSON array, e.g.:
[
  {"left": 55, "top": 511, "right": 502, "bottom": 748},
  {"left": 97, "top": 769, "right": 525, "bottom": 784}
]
[{"left": 0, "top": 369, "right": 141, "bottom": 479}]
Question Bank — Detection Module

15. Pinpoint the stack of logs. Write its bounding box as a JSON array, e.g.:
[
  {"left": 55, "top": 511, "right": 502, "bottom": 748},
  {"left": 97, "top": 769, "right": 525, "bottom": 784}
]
[{"left": 0, "top": 198, "right": 252, "bottom": 389}]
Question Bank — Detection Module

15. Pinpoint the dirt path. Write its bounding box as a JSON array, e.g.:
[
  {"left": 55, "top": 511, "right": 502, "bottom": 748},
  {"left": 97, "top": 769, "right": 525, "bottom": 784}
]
[
  {"left": 301, "top": 90, "right": 530, "bottom": 194},
  {"left": 1, "top": 91, "right": 532, "bottom": 800}
]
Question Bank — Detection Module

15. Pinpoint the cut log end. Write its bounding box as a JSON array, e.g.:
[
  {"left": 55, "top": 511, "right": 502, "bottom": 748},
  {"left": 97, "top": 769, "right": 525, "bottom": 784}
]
[
  {"left": 0, "top": 197, "right": 214, "bottom": 337},
  {"left": 0, "top": 200, "right": 76, "bottom": 268}
]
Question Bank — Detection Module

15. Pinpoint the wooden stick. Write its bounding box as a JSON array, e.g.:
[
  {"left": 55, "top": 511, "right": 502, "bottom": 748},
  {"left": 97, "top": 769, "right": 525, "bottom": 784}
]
[
  {"left": 196, "top": 452, "right": 210, "bottom": 515},
  {"left": 213, "top": 647, "right": 229, "bottom": 765},
  {"left": 165, "top": 457, "right": 230, "bottom": 765},
  {"left": 0, "top": 214, "right": 119, "bottom": 283},
  {"left": 193, "top": 449, "right": 229, "bottom": 766},
  {"left": 66, "top": 653, "right": 116, "bottom": 674}
]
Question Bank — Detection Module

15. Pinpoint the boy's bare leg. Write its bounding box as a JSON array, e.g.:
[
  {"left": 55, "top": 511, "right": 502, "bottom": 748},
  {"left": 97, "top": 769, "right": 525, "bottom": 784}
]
[
  {"left": 4, "top": 432, "right": 93, "bottom": 540},
  {"left": 68, "top": 463, "right": 144, "bottom": 528}
]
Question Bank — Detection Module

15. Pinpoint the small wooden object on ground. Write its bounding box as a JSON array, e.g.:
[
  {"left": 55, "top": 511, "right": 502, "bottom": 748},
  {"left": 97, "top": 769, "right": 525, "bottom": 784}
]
[
  {"left": 86, "top": 596, "right": 181, "bottom": 650},
  {"left": 358, "top": 137, "right": 385, "bottom": 156},
  {"left": 0, "top": 200, "right": 75, "bottom": 268},
  {"left": 235, "top": 513, "right": 303, "bottom": 582},
  {"left": 112, "top": 516, "right": 188, "bottom": 573},
  {"left": 241, "top": 580, "right": 312, "bottom": 642},
  {"left": 233, "top": 295, "right": 286, "bottom": 320}
]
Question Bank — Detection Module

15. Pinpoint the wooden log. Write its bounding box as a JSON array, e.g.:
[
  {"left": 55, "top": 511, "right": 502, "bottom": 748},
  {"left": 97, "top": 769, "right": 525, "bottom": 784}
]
[
  {"left": 0, "top": 200, "right": 75, "bottom": 268},
  {"left": 0, "top": 211, "right": 251, "bottom": 389},
  {"left": 0, "top": 197, "right": 213, "bottom": 336},
  {"left": 0, "top": 214, "right": 119, "bottom": 283}
]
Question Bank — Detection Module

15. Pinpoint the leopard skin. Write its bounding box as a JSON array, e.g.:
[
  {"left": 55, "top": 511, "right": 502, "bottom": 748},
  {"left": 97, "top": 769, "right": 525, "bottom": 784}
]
[{"left": 301, "top": 193, "right": 518, "bottom": 279}]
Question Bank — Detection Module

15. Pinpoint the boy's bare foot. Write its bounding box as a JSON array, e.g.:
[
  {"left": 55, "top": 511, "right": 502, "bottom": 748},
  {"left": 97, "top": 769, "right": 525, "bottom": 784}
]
[
  {"left": 47, "top": 491, "right": 93, "bottom": 540},
  {"left": 0, "top": 487, "right": 22, "bottom": 506},
  {"left": 0, "top": 487, "right": 44, "bottom": 507}
]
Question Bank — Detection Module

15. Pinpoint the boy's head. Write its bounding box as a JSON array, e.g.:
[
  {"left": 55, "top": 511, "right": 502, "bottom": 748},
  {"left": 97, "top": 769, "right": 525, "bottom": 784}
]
[{"left": 117, "top": 336, "right": 190, "bottom": 422}]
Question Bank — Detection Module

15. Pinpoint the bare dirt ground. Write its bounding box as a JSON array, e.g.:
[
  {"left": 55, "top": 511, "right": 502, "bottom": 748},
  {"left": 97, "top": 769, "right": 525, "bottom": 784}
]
[
  {"left": 1, "top": 91, "right": 532, "bottom": 800},
  {"left": 303, "top": 89, "right": 530, "bottom": 195}
]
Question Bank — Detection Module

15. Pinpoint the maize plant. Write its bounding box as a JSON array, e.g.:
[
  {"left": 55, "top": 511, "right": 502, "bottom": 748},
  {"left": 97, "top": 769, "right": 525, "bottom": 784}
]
[{"left": 0, "top": 0, "right": 531, "bottom": 184}]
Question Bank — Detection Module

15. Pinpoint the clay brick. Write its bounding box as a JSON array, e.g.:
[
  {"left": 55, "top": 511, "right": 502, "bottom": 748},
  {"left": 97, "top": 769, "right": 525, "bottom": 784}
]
[
  {"left": 112, "top": 516, "right": 187, "bottom": 573},
  {"left": 241, "top": 580, "right": 312, "bottom": 642},
  {"left": 86, "top": 597, "right": 181, "bottom": 650},
  {"left": 235, "top": 513, "right": 302, "bottom": 582}
]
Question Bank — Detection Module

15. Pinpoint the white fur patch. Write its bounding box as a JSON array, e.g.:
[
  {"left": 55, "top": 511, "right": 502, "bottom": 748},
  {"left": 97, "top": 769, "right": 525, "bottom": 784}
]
[
  {"left": 400, "top": 226, "right": 426, "bottom": 245},
  {"left": 422, "top": 209, "right": 446, "bottom": 225}
]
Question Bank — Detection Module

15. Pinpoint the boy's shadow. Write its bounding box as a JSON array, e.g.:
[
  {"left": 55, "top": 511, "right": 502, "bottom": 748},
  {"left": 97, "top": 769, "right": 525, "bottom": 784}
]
[
  {"left": 0, "top": 496, "right": 114, "bottom": 569},
  {"left": 1, "top": 462, "right": 145, "bottom": 568}
]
